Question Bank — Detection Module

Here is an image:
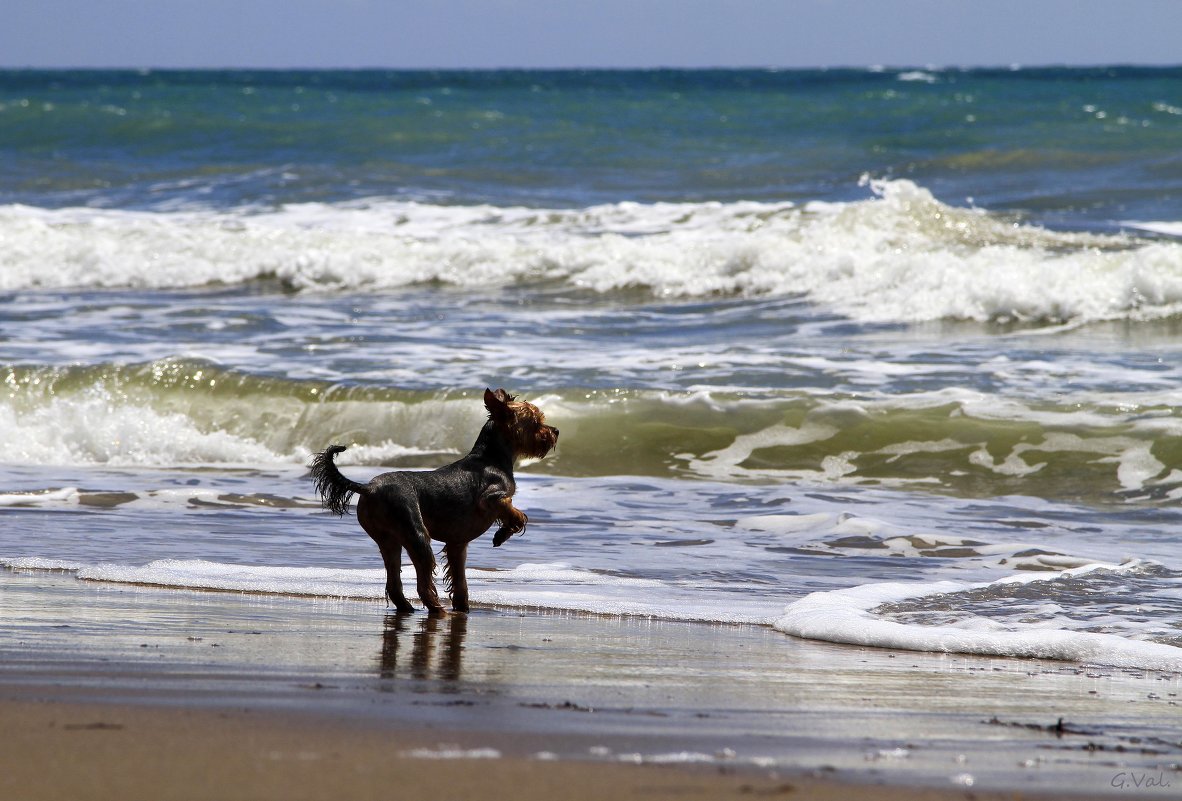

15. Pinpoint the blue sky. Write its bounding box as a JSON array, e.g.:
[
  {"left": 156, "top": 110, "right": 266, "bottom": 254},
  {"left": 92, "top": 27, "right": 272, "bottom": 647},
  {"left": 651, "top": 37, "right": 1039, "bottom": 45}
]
[{"left": 5, "top": 0, "right": 1182, "bottom": 69}]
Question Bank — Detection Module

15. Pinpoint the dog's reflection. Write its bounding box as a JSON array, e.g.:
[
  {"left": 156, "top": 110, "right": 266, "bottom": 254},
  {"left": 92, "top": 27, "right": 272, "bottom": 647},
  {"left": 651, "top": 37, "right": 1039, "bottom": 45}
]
[{"left": 378, "top": 612, "right": 468, "bottom": 682}]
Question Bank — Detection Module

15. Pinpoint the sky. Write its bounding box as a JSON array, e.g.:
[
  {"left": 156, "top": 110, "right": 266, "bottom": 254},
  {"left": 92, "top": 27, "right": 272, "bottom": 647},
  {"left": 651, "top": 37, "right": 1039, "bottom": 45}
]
[{"left": 4, "top": 0, "right": 1182, "bottom": 70}]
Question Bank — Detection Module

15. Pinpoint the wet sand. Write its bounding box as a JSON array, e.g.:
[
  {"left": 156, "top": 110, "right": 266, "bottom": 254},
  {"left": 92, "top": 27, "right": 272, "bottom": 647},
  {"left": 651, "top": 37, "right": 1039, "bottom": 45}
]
[
  {"left": 1, "top": 698, "right": 1128, "bottom": 801},
  {"left": 2, "top": 570, "right": 1179, "bottom": 799}
]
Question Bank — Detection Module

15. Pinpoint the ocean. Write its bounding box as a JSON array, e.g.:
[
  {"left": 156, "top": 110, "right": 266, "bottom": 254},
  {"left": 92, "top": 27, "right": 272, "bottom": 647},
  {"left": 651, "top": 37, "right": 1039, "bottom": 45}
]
[{"left": 2, "top": 67, "right": 1181, "bottom": 672}]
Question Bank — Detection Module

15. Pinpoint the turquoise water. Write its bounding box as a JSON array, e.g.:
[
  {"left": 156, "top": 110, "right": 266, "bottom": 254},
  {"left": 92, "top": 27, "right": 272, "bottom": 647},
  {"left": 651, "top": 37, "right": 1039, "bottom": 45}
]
[
  {"left": 1, "top": 68, "right": 1181, "bottom": 672},
  {"left": 4, "top": 67, "right": 1182, "bottom": 224}
]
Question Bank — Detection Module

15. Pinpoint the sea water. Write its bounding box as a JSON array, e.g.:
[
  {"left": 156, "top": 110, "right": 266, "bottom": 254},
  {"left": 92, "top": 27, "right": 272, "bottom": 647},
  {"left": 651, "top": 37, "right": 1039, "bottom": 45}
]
[{"left": 1, "top": 68, "right": 1181, "bottom": 672}]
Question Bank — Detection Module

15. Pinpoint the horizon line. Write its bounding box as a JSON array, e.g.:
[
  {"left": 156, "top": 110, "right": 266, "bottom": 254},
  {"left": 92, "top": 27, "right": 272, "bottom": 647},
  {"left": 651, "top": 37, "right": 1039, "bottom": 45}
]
[{"left": 3, "top": 62, "right": 1182, "bottom": 72}]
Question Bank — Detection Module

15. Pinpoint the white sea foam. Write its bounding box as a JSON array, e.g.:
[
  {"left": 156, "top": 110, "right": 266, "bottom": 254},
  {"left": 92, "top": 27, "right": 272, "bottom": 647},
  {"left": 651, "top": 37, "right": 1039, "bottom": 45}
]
[
  {"left": 5, "top": 180, "right": 1182, "bottom": 324},
  {"left": 774, "top": 564, "right": 1182, "bottom": 672},
  {"left": 679, "top": 387, "right": 1182, "bottom": 495},
  {"left": 615, "top": 751, "right": 724, "bottom": 765},
  {"left": 0, "top": 376, "right": 479, "bottom": 468},
  {"left": 73, "top": 560, "right": 387, "bottom": 598},
  {"left": 401, "top": 747, "right": 502, "bottom": 760},
  {"left": 0, "top": 487, "right": 81, "bottom": 506},
  {"left": 0, "top": 396, "right": 284, "bottom": 467},
  {"left": 1123, "top": 220, "right": 1182, "bottom": 237},
  {"left": 7, "top": 554, "right": 1178, "bottom": 671},
  {"left": 1, "top": 556, "right": 85, "bottom": 572},
  {"left": 5, "top": 557, "right": 776, "bottom": 623},
  {"left": 1, "top": 374, "right": 1178, "bottom": 500},
  {"left": 897, "top": 71, "right": 939, "bottom": 84}
]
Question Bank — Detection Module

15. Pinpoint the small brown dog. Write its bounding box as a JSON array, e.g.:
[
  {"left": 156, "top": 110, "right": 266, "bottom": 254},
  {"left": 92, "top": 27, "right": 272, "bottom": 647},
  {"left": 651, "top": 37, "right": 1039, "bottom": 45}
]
[{"left": 309, "top": 388, "right": 558, "bottom": 616}]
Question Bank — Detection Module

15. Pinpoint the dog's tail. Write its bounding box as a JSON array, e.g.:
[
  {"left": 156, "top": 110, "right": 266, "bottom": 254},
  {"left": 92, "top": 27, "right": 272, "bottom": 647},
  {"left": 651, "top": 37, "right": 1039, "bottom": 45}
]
[{"left": 309, "top": 445, "right": 368, "bottom": 516}]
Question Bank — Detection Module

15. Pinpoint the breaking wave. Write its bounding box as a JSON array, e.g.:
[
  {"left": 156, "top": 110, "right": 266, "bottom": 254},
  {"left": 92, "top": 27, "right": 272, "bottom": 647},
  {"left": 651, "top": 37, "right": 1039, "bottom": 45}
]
[
  {"left": 2, "top": 359, "right": 1181, "bottom": 503},
  {"left": 4, "top": 179, "right": 1182, "bottom": 324}
]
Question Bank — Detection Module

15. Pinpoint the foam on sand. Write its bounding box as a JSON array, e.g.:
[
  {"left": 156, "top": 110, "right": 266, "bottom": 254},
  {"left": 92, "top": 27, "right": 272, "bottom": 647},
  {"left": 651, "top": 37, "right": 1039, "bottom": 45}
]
[
  {"left": 6, "top": 556, "right": 1180, "bottom": 672},
  {"left": 0, "top": 558, "right": 780, "bottom": 624},
  {"left": 775, "top": 562, "right": 1182, "bottom": 673}
]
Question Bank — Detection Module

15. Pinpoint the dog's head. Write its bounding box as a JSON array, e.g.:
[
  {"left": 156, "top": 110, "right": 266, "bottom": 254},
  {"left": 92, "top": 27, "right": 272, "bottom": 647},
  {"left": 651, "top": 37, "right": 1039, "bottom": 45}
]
[{"left": 484, "top": 388, "right": 559, "bottom": 460}]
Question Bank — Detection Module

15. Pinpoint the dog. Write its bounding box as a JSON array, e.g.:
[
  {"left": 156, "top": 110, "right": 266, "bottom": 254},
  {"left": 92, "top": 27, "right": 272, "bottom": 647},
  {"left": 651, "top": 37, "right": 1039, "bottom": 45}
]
[{"left": 309, "top": 388, "right": 558, "bottom": 616}]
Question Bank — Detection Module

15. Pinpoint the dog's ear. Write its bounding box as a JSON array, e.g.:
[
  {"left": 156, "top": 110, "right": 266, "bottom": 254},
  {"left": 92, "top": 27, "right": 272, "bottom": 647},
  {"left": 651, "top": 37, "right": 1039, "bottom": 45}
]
[{"left": 484, "top": 387, "right": 514, "bottom": 419}]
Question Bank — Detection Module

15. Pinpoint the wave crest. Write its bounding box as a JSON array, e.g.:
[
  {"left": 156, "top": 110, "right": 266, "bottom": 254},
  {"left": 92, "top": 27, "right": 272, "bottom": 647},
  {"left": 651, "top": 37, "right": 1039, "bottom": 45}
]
[
  {"left": 5, "top": 180, "right": 1182, "bottom": 324},
  {"left": 2, "top": 363, "right": 1180, "bottom": 504}
]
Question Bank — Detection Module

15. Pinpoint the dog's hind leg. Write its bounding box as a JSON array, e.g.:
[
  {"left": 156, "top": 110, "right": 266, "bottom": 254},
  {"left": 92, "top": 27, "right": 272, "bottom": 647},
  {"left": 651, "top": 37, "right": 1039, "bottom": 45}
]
[
  {"left": 443, "top": 541, "right": 470, "bottom": 614},
  {"left": 359, "top": 486, "right": 443, "bottom": 616},
  {"left": 358, "top": 498, "right": 417, "bottom": 614},
  {"left": 407, "top": 542, "right": 445, "bottom": 617},
  {"left": 388, "top": 503, "right": 445, "bottom": 617},
  {"left": 377, "top": 540, "right": 415, "bottom": 614}
]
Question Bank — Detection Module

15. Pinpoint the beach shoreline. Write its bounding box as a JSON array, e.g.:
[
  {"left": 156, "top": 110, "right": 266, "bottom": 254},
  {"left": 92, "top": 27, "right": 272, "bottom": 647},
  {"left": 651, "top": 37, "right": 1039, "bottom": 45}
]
[{"left": 2, "top": 571, "right": 1178, "bottom": 799}]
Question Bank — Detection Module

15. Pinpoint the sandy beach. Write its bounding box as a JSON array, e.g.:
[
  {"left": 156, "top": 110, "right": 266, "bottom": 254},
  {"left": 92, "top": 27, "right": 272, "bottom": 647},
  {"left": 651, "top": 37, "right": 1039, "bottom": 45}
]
[
  {"left": 2, "top": 570, "right": 1178, "bottom": 800},
  {"left": 0, "top": 697, "right": 1130, "bottom": 801}
]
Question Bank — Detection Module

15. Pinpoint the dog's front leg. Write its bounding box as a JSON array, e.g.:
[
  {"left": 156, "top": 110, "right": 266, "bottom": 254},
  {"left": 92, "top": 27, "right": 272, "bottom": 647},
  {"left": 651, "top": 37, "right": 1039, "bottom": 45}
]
[
  {"left": 487, "top": 495, "right": 528, "bottom": 547},
  {"left": 443, "top": 541, "right": 471, "bottom": 613}
]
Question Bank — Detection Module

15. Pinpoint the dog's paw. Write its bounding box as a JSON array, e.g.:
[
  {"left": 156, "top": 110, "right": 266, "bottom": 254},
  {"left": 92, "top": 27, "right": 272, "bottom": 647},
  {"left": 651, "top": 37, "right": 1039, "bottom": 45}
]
[{"left": 493, "top": 509, "right": 528, "bottom": 547}]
